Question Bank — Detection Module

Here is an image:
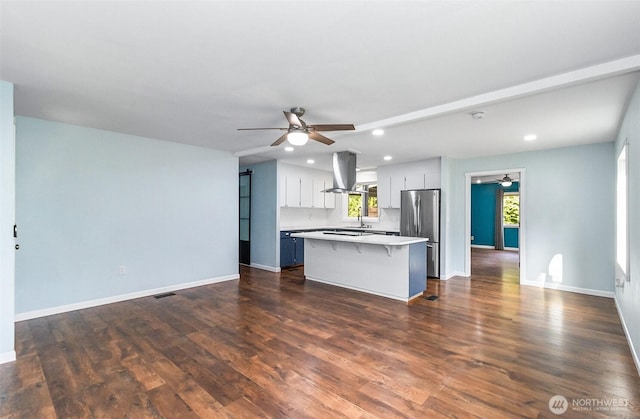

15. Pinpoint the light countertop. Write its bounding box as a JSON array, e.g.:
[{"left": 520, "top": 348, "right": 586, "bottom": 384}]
[
  {"left": 281, "top": 226, "right": 401, "bottom": 234},
  {"left": 292, "top": 231, "right": 427, "bottom": 246}
]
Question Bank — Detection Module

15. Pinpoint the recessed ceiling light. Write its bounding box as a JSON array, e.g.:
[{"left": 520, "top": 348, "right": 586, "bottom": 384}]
[
  {"left": 355, "top": 167, "right": 361, "bottom": 172},
  {"left": 306, "top": 159, "right": 315, "bottom": 164},
  {"left": 383, "top": 155, "right": 392, "bottom": 161},
  {"left": 524, "top": 134, "right": 537, "bottom": 141},
  {"left": 471, "top": 111, "right": 486, "bottom": 120},
  {"left": 284, "top": 146, "right": 294, "bottom": 152},
  {"left": 372, "top": 129, "right": 384, "bottom": 136},
  {"left": 476, "top": 179, "right": 482, "bottom": 184}
]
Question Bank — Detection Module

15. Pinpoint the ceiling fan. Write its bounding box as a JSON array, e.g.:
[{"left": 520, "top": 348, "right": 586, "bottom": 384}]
[
  {"left": 497, "top": 174, "right": 513, "bottom": 187},
  {"left": 238, "top": 107, "right": 355, "bottom": 147}
]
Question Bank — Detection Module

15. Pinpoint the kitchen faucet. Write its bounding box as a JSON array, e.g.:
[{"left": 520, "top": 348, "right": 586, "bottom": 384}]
[{"left": 357, "top": 206, "right": 367, "bottom": 228}]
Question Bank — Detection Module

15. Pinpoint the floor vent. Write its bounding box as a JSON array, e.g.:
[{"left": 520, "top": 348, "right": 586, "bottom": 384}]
[
  {"left": 425, "top": 295, "right": 439, "bottom": 301},
  {"left": 154, "top": 292, "right": 176, "bottom": 299}
]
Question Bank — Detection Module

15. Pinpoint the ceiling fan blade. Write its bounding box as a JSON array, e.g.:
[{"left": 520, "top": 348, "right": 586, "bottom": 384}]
[
  {"left": 284, "top": 111, "right": 303, "bottom": 128},
  {"left": 237, "top": 127, "right": 287, "bottom": 131},
  {"left": 308, "top": 124, "right": 355, "bottom": 132},
  {"left": 271, "top": 132, "right": 289, "bottom": 146},
  {"left": 309, "top": 131, "right": 335, "bottom": 145}
]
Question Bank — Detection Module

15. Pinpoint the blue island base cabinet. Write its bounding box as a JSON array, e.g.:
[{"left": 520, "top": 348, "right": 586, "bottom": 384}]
[
  {"left": 292, "top": 232, "right": 428, "bottom": 302},
  {"left": 280, "top": 231, "right": 304, "bottom": 267},
  {"left": 408, "top": 242, "right": 428, "bottom": 297}
]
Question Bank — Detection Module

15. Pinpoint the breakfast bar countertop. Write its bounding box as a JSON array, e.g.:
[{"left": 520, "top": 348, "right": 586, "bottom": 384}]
[{"left": 291, "top": 231, "right": 428, "bottom": 246}]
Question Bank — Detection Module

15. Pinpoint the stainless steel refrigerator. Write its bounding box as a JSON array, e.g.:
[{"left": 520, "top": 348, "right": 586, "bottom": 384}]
[{"left": 400, "top": 189, "right": 440, "bottom": 278}]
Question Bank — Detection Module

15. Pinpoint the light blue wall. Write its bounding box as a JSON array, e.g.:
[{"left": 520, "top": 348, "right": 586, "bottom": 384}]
[
  {"left": 239, "top": 160, "right": 279, "bottom": 270},
  {"left": 614, "top": 80, "right": 640, "bottom": 373},
  {"left": 471, "top": 182, "right": 519, "bottom": 248},
  {"left": 15, "top": 117, "right": 239, "bottom": 315},
  {"left": 447, "top": 142, "right": 614, "bottom": 293},
  {"left": 0, "top": 81, "right": 16, "bottom": 362}
]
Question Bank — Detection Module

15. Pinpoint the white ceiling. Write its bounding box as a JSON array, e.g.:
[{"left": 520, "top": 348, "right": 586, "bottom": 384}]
[{"left": 1, "top": 1, "right": 639, "bottom": 172}]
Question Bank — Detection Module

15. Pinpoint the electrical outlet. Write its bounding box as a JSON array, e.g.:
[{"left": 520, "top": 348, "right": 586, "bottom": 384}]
[
  {"left": 470, "top": 235, "right": 475, "bottom": 241},
  {"left": 119, "top": 265, "right": 127, "bottom": 275}
]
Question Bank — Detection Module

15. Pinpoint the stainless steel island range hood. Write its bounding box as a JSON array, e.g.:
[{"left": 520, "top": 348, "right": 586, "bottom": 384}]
[{"left": 323, "top": 151, "right": 364, "bottom": 194}]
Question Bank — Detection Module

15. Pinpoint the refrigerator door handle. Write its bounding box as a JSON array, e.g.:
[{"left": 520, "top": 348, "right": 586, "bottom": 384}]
[{"left": 416, "top": 195, "right": 421, "bottom": 236}]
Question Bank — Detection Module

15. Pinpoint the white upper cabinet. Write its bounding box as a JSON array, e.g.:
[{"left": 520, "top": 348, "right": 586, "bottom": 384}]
[
  {"left": 279, "top": 174, "right": 287, "bottom": 207},
  {"left": 311, "top": 176, "right": 325, "bottom": 208},
  {"left": 324, "top": 172, "right": 336, "bottom": 208},
  {"left": 285, "top": 174, "right": 302, "bottom": 207},
  {"left": 279, "top": 163, "right": 335, "bottom": 209},
  {"left": 378, "top": 166, "right": 403, "bottom": 209},
  {"left": 404, "top": 173, "right": 425, "bottom": 190},
  {"left": 300, "top": 173, "right": 313, "bottom": 208},
  {"left": 377, "top": 158, "right": 441, "bottom": 209}
]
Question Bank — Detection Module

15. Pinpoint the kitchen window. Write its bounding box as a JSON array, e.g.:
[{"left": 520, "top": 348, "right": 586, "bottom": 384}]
[
  {"left": 503, "top": 192, "right": 519, "bottom": 226},
  {"left": 347, "top": 184, "right": 378, "bottom": 219}
]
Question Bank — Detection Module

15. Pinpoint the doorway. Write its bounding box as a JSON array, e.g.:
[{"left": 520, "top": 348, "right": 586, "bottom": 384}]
[
  {"left": 465, "top": 169, "right": 525, "bottom": 282},
  {"left": 239, "top": 170, "right": 251, "bottom": 266}
]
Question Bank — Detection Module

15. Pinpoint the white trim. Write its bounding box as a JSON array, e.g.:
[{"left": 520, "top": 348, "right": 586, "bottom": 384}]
[
  {"left": 15, "top": 274, "right": 239, "bottom": 321},
  {"left": 614, "top": 296, "right": 640, "bottom": 377},
  {"left": 520, "top": 280, "right": 614, "bottom": 298},
  {"left": 356, "top": 55, "right": 640, "bottom": 132},
  {"left": 443, "top": 271, "right": 465, "bottom": 280},
  {"left": 471, "top": 244, "right": 520, "bottom": 252},
  {"left": 237, "top": 57, "right": 640, "bottom": 158},
  {"left": 470, "top": 244, "right": 519, "bottom": 252},
  {"left": 465, "top": 168, "right": 526, "bottom": 282},
  {"left": 250, "top": 263, "right": 281, "bottom": 273},
  {"left": 0, "top": 350, "right": 16, "bottom": 364}
]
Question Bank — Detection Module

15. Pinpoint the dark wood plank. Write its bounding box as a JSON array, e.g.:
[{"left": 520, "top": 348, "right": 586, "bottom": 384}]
[{"left": 1, "top": 248, "right": 639, "bottom": 417}]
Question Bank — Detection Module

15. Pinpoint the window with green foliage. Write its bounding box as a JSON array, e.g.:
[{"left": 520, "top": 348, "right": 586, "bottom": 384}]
[
  {"left": 347, "top": 185, "right": 378, "bottom": 218},
  {"left": 503, "top": 193, "right": 519, "bottom": 225}
]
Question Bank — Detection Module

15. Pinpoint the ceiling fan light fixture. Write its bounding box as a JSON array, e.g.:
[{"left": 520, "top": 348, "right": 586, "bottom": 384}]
[
  {"left": 287, "top": 130, "right": 309, "bottom": 146},
  {"left": 500, "top": 174, "right": 513, "bottom": 187}
]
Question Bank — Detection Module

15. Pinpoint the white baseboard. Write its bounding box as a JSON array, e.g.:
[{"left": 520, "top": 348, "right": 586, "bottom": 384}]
[
  {"left": 614, "top": 296, "right": 640, "bottom": 377},
  {"left": 471, "top": 244, "right": 519, "bottom": 252},
  {"left": 250, "top": 263, "right": 281, "bottom": 273},
  {"left": 471, "top": 244, "right": 494, "bottom": 249},
  {"left": 0, "top": 350, "right": 16, "bottom": 364},
  {"left": 520, "top": 280, "right": 614, "bottom": 298},
  {"left": 15, "top": 274, "right": 240, "bottom": 322},
  {"left": 443, "top": 271, "right": 466, "bottom": 280}
]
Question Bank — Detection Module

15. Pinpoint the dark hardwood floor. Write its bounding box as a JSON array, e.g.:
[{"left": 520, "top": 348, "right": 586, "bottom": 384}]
[
  {"left": 1, "top": 258, "right": 639, "bottom": 417},
  {"left": 471, "top": 247, "right": 520, "bottom": 284}
]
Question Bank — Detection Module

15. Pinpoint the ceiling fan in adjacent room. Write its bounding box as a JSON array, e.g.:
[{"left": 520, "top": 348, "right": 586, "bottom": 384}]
[
  {"left": 237, "top": 107, "right": 355, "bottom": 147},
  {"left": 497, "top": 174, "right": 513, "bottom": 187}
]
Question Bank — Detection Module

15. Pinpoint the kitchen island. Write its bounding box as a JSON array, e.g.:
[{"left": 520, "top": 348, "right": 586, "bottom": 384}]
[{"left": 291, "top": 231, "right": 428, "bottom": 302}]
